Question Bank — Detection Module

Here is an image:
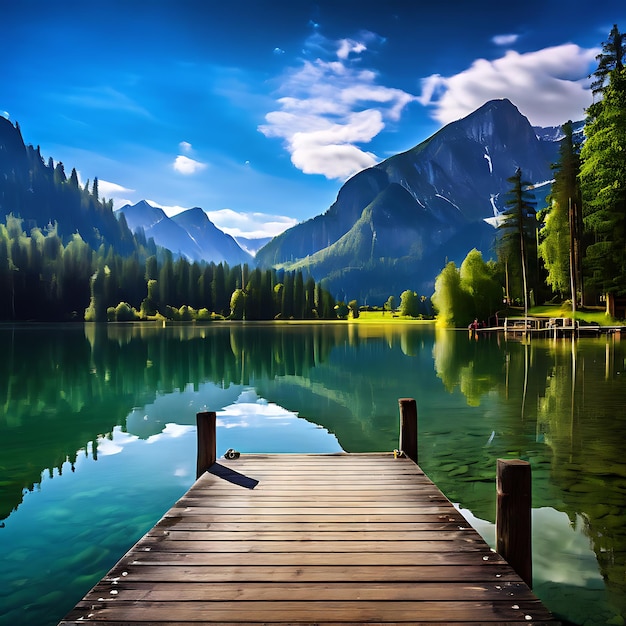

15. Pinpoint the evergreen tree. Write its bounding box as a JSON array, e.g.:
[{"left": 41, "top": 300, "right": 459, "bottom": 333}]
[
  {"left": 293, "top": 272, "right": 304, "bottom": 319},
  {"left": 84, "top": 265, "right": 110, "bottom": 322},
  {"left": 580, "top": 35, "right": 626, "bottom": 298},
  {"left": 591, "top": 24, "right": 626, "bottom": 97},
  {"left": 229, "top": 288, "right": 246, "bottom": 320},
  {"left": 68, "top": 168, "right": 80, "bottom": 188},
  {"left": 281, "top": 272, "right": 294, "bottom": 319},
  {"left": 211, "top": 263, "right": 228, "bottom": 316},
  {"left": 158, "top": 250, "right": 175, "bottom": 310},
  {"left": 304, "top": 276, "right": 316, "bottom": 319},
  {"left": 538, "top": 121, "right": 583, "bottom": 305},
  {"left": 497, "top": 168, "right": 537, "bottom": 316}
]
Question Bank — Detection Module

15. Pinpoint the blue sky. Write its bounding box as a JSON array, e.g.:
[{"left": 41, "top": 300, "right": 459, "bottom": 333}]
[{"left": 2, "top": 1, "right": 625, "bottom": 239}]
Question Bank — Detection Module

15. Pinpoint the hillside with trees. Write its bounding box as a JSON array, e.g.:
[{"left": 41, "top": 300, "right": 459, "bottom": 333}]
[{"left": 0, "top": 118, "right": 335, "bottom": 322}]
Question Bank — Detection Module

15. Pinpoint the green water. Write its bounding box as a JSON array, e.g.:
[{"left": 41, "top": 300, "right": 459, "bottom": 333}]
[{"left": 0, "top": 322, "right": 624, "bottom": 625}]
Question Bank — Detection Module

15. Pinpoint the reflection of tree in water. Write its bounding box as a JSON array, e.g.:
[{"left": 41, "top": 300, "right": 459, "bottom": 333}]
[
  {"left": 1, "top": 322, "right": 435, "bottom": 522},
  {"left": 432, "top": 329, "right": 626, "bottom": 613},
  {"left": 0, "top": 323, "right": 343, "bottom": 521},
  {"left": 428, "top": 329, "right": 552, "bottom": 517},
  {"left": 0, "top": 325, "right": 127, "bottom": 521},
  {"left": 536, "top": 337, "right": 626, "bottom": 614}
]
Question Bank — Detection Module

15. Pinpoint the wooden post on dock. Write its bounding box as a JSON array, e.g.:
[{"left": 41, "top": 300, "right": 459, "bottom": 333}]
[
  {"left": 196, "top": 411, "right": 216, "bottom": 479},
  {"left": 398, "top": 398, "right": 418, "bottom": 463},
  {"left": 496, "top": 459, "right": 532, "bottom": 588}
]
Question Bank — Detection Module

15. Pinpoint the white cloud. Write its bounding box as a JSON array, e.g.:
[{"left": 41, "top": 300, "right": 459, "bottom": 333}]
[
  {"left": 492, "top": 34, "right": 519, "bottom": 46},
  {"left": 206, "top": 208, "right": 298, "bottom": 238},
  {"left": 99, "top": 179, "right": 134, "bottom": 197},
  {"left": 173, "top": 154, "right": 207, "bottom": 175},
  {"left": 1, "top": 110, "right": 9, "bottom": 119},
  {"left": 146, "top": 201, "right": 296, "bottom": 238},
  {"left": 419, "top": 44, "right": 599, "bottom": 127},
  {"left": 337, "top": 38, "right": 367, "bottom": 60},
  {"left": 259, "top": 32, "right": 416, "bottom": 180},
  {"left": 98, "top": 179, "right": 135, "bottom": 209},
  {"left": 179, "top": 141, "right": 192, "bottom": 153}
]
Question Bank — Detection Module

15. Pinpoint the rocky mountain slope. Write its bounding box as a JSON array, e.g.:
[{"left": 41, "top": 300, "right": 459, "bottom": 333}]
[{"left": 256, "top": 99, "right": 566, "bottom": 302}]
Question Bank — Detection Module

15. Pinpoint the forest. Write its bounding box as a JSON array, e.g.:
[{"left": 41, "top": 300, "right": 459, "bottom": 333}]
[
  {"left": 0, "top": 111, "right": 339, "bottom": 321},
  {"left": 0, "top": 213, "right": 337, "bottom": 321}
]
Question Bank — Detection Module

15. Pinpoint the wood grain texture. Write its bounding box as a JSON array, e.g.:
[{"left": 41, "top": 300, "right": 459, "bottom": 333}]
[{"left": 58, "top": 453, "right": 559, "bottom": 625}]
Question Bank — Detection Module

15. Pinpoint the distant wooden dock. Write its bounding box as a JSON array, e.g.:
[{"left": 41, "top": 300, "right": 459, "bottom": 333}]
[{"left": 59, "top": 401, "right": 560, "bottom": 625}]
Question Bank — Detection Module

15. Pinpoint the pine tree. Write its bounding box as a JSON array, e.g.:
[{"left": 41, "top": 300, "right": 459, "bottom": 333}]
[
  {"left": 538, "top": 121, "right": 583, "bottom": 306},
  {"left": 580, "top": 66, "right": 626, "bottom": 297},
  {"left": 497, "top": 168, "right": 537, "bottom": 317},
  {"left": 591, "top": 24, "right": 626, "bottom": 97}
]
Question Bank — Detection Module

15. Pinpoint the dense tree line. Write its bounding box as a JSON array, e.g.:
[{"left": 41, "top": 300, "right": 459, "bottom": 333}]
[
  {"left": 0, "top": 214, "right": 336, "bottom": 321},
  {"left": 542, "top": 24, "right": 626, "bottom": 307}
]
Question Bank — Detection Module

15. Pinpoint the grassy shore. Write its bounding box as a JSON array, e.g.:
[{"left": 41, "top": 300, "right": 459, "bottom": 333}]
[
  {"left": 519, "top": 304, "right": 619, "bottom": 325},
  {"left": 351, "top": 311, "right": 434, "bottom": 324}
]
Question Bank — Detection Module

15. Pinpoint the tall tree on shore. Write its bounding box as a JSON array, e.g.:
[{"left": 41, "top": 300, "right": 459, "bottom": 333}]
[
  {"left": 580, "top": 25, "right": 626, "bottom": 299},
  {"left": 538, "top": 121, "right": 583, "bottom": 307},
  {"left": 497, "top": 168, "right": 537, "bottom": 318},
  {"left": 590, "top": 24, "right": 626, "bottom": 97}
]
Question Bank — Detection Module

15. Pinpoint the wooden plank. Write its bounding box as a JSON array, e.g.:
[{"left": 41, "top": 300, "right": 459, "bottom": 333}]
[
  {"left": 162, "top": 512, "right": 468, "bottom": 523},
  {"left": 60, "top": 621, "right": 559, "bottom": 626},
  {"left": 154, "top": 521, "right": 471, "bottom": 531},
  {"left": 112, "top": 550, "right": 506, "bottom": 566},
  {"left": 83, "top": 580, "right": 536, "bottom": 602},
  {"left": 61, "top": 599, "right": 554, "bottom": 622},
  {"left": 147, "top": 530, "right": 482, "bottom": 541},
  {"left": 58, "top": 453, "right": 559, "bottom": 625},
  {"left": 100, "top": 563, "right": 529, "bottom": 582}
]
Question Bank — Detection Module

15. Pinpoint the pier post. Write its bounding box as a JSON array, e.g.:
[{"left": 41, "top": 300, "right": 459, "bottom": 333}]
[
  {"left": 196, "top": 411, "right": 216, "bottom": 479},
  {"left": 398, "top": 398, "right": 418, "bottom": 463},
  {"left": 496, "top": 459, "right": 532, "bottom": 587}
]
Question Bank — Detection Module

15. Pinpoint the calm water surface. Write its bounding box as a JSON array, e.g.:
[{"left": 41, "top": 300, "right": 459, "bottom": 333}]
[{"left": 0, "top": 322, "right": 625, "bottom": 625}]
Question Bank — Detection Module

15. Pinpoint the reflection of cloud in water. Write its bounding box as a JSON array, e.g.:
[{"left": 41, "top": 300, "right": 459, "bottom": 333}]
[
  {"left": 456, "top": 504, "right": 603, "bottom": 590},
  {"left": 216, "top": 389, "right": 342, "bottom": 454},
  {"left": 96, "top": 429, "right": 139, "bottom": 456},
  {"left": 532, "top": 508, "right": 603, "bottom": 588},
  {"left": 146, "top": 423, "right": 195, "bottom": 444},
  {"left": 218, "top": 391, "right": 296, "bottom": 428}
]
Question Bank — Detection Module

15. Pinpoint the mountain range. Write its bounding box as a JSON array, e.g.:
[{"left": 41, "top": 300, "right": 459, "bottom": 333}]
[
  {"left": 255, "top": 98, "right": 575, "bottom": 302},
  {"left": 117, "top": 200, "right": 252, "bottom": 266},
  {"left": 1, "top": 98, "right": 577, "bottom": 304}
]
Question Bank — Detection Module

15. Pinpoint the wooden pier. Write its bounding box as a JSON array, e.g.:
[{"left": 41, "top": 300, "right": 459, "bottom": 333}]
[{"left": 59, "top": 400, "right": 559, "bottom": 625}]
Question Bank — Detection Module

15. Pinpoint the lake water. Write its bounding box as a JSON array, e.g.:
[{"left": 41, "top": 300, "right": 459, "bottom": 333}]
[{"left": 0, "top": 322, "right": 625, "bottom": 625}]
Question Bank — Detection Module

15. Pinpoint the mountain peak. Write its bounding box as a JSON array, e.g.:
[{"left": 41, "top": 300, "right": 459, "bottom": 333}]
[
  {"left": 257, "top": 97, "right": 559, "bottom": 300},
  {"left": 117, "top": 200, "right": 251, "bottom": 265}
]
